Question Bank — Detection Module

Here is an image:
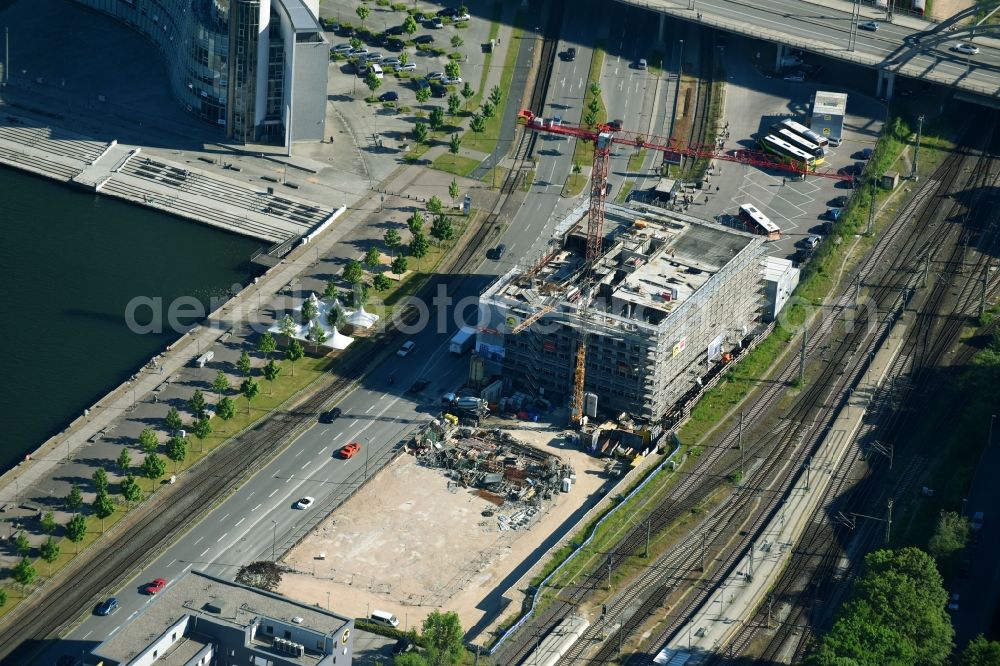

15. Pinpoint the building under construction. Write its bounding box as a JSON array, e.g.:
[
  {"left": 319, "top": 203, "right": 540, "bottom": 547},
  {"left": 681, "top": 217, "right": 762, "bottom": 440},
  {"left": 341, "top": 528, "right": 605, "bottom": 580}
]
[{"left": 476, "top": 202, "right": 767, "bottom": 423}]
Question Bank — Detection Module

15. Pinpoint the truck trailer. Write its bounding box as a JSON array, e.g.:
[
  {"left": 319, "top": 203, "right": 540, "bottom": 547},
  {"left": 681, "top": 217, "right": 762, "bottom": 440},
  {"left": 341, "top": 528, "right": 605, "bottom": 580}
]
[{"left": 449, "top": 326, "right": 476, "bottom": 354}]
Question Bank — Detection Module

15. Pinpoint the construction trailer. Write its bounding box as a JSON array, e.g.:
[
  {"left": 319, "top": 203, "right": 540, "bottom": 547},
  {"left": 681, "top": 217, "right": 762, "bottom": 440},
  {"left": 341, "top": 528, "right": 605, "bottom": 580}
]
[
  {"left": 477, "top": 201, "right": 767, "bottom": 423},
  {"left": 810, "top": 91, "right": 848, "bottom": 147}
]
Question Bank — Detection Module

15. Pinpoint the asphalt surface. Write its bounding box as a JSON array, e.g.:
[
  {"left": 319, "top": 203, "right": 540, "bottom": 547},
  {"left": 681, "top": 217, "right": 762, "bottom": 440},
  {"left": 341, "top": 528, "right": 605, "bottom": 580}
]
[{"left": 616, "top": 0, "right": 1000, "bottom": 97}]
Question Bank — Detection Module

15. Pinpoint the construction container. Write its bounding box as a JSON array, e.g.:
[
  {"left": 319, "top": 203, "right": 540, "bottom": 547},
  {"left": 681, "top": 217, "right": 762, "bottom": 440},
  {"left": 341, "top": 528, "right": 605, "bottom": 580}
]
[{"left": 561, "top": 478, "right": 572, "bottom": 493}]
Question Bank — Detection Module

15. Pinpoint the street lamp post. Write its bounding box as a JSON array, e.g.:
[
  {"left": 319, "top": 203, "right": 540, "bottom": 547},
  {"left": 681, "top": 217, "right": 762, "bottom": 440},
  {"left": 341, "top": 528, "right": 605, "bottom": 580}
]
[
  {"left": 271, "top": 520, "right": 278, "bottom": 561},
  {"left": 365, "top": 438, "right": 371, "bottom": 480}
]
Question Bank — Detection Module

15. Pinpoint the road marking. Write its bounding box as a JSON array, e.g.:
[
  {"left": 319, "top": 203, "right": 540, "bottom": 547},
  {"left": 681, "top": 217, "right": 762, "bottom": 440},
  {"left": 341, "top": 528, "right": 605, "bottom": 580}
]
[
  {"left": 193, "top": 536, "right": 203, "bottom": 545},
  {"left": 235, "top": 517, "right": 245, "bottom": 527},
  {"left": 128, "top": 611, "right": 137, "bottom": 621},
  {"left": 269, "top": 489, "right": 279, "bottom": 497},
  {"left": 252, "top": 503, "right": 262, "bottom": 511},
  {"left": 247, "top": 491, "right": 255, "bottom": 498},
  {"left": 333, "top": 432, "right": 343, "bottom": 440},
  {"left": 109, "top": 625, "right": 121, "bottom": 637},
  {"left": 183, "top": 563, "right": 193, "bottom": 572},
  {"left": 301, "top": 461, "right": 310, "bottom": 470},
  {"left": 285, "top": 476, "right": 293, "bottom": 483},
  {"left": 200, "top": 548, "right": 210, "bottom": 557},
  {"left": 295, "top": 448, "right": 304, "bottom": 457},
  {"left": 167, "top": 559, "right": 177, "bottom": 568},
  {"left": 220, "top": 513, "right": 229, "bottom": 521},
  {"left": 380, "top": 394, "right": 387, "bottom": 401},
  {"left": 216, "top": 533, "right": 228, "bottom": 543},
  {"left": 318, "top": 446, "right": 328, "bottom": 455},
  {"left": 82, "top": 631, "right": 92, "bottom": 640},
  {"left": 365, "top": 405, "right": 374, "bottom": 414},
  {"left": 350, "top": 419, "right": 359, "bottom": 427}
]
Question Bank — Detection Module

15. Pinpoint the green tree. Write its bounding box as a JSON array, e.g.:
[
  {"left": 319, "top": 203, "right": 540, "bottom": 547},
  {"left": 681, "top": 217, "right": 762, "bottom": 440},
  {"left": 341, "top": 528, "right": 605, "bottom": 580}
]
[
  {"left": 188, "top": 388, "right": 207, "bottom": 419},
  {"left": 427, "top": 195, "right": 444, "bottom": 215},
  {"left": 237, "top": 350, "right": 253, "bottom": 376},
  {"left": 451, "top": 34, "right": 464, "bottom": 48},
  {"left": 285, "top": 340, "right": 305, "bottom": 376},
  {"left": 429, "top": 106, "right": 445, "bottom": 130},
  {"left": 590, "top": 81, "right": 602, "bottom": 98},
  {"left": 40, "top": 537, "right": 60, "bottom": 574},
  {"left": 448, "top": 178, "right": 460, "bottom": 206},
  {"left": 407, "top": 211, "right": 425, "bottom": 236},
  {"left": 191, "top": 417, "right": 212, "bottom": 453},
  {"left": 326, "top": 304, "right": 347, "bottom": 331},
  {"left": 66, "top": 513, "right": 87, "bottom": 553},
  {"left": 584, "top": 109, "right": 598, "bottom": 126},
  {"left": 927, "top": 511, "right": 969, "bottom": 575},
  {"left": 364, "top": 70, "right": 382, "bottom": 97},
  {"left": 240, "top": 377, "right": 261, "bottom": 413},
  {"left": 431, "top": 214, "right": 455, "bottom": 242},
  {"left": 307, "top": 321, "right": 328, "bottom": 351},
  {"left": 355, "top": 3, "right": 370, "bottom": 27},
  {"left": 165, "top": 406, "right": 183, "bottom": 434},
  {"left": 40, "top": 511, "right": 57, "bottom": 535},
  {"left": 373, "top": 274, "right": 392, "bottom": 291},
  {"left": 0, "top": 589, "right": 7, "bottom": 607},
  {"left": 116, "top": 447, "right": 132, "bottom": 474},
  {"left": 13, "top": 532, "right": 30, "bottom": 557},
  {"left": 421, "top": 610, "right": 464, "bottom": 666},
  {"left": 412, "top": 120, "right": 429, "bottom": 144},
  {"left": 959, "top": 635, "right": 1000, "bottom": 666},
  {"left": 301, "top": 297, "right": 318, "bottom": 323},
  {"left": 384, "top": 228, "right": 402, "bottom": 254},
  {"left": 391, "top": 255, "right": 409, "bottom": 275},
  {"left": 141, "top": 453, "right": 167, "bottom": 484},
  {"left": 445, "top": 60, "right": 460, "bottom": 80},
  {"left": 323, "top": 280, "right": 339, "bottom": 300},
  {"left": 394, "top": 654, "right": 429, "bottom": 666},
  {"left": 258, "top": 331, "right": 277, "bottom": 360},
  {"left": 343, "top": 260, "right": 365, "bottom": 286},
  {"left": 409, "top": 232, "right": 429, "bottom": 267},
  {"left": 120, "top": 474, "right": 142, "bottom": 505},
  {"left": 350, "top": 36, "right": 362, "bottom": 51},
  {"left": 447, "top": 93, "right": 461, "bottom": 116},
  {"left": 93, "top": 490, "right": 114, "bottom": 532},
  {"left": 279, "top": 313, "right": 297, "bottom": 339},
  {"left": 65, "top": 484, "right": 83, "bottom": 512},
  {"left": 350, "top": 283, "right": 370, "bottom": 308},
  {"left": 138, "top": 427, "right": 159, "bottom": 454},
  {"left": 12, "top": 557, "right": 37, "bottom": 589},
  {"left": 460, "top": 81, "right": 473, "bottom": 100},
  {"left": 399, "top": 51, "right": 410, "bottom": 67},
  {"left": 365, "top": 246, "right": 382, "bottom": 270},
  {"left": 469, "top": 112, "right": 485, "bottom": 133},
  {"left": 403, "top": 14, "right": 418, "bottom": 35},
  {"left": 448, "top": 133, "right": 461, "bottom": 155},
  {"left": 263, "top": 360, "right": 282, "bottom": 395},
  {"left": 216, "top": 397, "right": 236, "bottom": 430},
  {"left": 415, "top": 85, "right": 431, "bottom": 105},
  {"left": 481, "top": 100, "right": 495, "bottom": 119},
  {"left": 166, "top": 434, "right": 188, "bottom": 471},
  {"left": 92, "top": 467, "right": 109, "bottom": 494},
  {"left": 489, "top": 84, "right": 502, "bottom": 107}
]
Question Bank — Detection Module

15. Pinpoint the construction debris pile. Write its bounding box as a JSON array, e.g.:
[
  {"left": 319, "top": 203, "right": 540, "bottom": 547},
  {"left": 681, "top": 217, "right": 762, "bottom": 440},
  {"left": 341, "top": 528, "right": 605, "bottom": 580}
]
[{"left": 409, "top": 427, "right": 575, "bottom": 531}]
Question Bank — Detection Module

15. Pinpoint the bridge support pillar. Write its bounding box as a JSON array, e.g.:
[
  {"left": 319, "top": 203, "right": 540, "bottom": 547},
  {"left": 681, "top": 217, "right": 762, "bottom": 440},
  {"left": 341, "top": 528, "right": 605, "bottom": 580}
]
[
  {"left": 876, "top": 69, "right": 895, "bottom": 100},
  {"left": 775, "top": 45, "right": 787, "bottom": 71},
  {"left": 657, "top": 13, "right": 666, "bottom": 44}
]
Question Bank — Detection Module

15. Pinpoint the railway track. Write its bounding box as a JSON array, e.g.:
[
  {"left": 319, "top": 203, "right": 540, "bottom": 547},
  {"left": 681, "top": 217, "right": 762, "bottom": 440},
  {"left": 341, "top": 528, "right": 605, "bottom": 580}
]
[
  {"left": 0, "top": 9, "right": 565, "bottom": 663},
  {"left": 706, "top": 125, "right": 1000, "bottom": 664}
]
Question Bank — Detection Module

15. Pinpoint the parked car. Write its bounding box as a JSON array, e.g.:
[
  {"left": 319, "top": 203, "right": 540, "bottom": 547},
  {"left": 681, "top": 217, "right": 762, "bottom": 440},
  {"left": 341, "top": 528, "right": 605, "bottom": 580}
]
[
  {"left": 784, "top": 71, "right": 806, "bottom": 82},
  {"left": 95, "top": 598, "right": 119, "bottom": 616},
  {"left": 339, "top": 442, "right": 362, "bottom": 459},
  {"left": 332, "top": 43, "right": 353, "bottom": 53},
  {"left": 397, "top": 341, "right": 416, "bottom": 357},
  {"left": 948, "top": 593, "right": 960, "bottom": 612},
  {"left": 319, "top": 407, "right": 342, "bottom": 423},
  {"left": 953, "top": 42, "right": 979, "bottom": 55},
  {"left": 825, "top": 208, "right": 843, "bottom": 221},
  {"left": 563, "top": 47, "right": 577, "bottom": 61},
  {"left": 858, "top": 21, "right": 879, "bottom": 31},
  {"left": 489, "top": 244, "right": 507, "bottom": 260},
  {"left": 829, "top": 195, "right": 850, "bottom": 207},
  {"left": 386, "top": 38, "right": 406, "bottom": 51},
  {"left": 608, "top": 119, "right": 624, "bottom": 131},
  {"left": 348, "top": 48, "right": 369, "bottom": 58},
  {"left": 381, "top": 57, "right": 401, "bottom": 67},
  {"left": 144, "top": 578, "right": 168, "bottom": 595},
  {"left": 454, "top": 11, "right": 471, "bottom": 21},
  {"left": 294, "top": 497, "right": 315, "bottom": 509},
  {"left": 393, "top": 638, "right": 413, "bottom": 655},
  {"left": 972, "top": 511, "right": 984, "bottom": 531},
  {"left": 427, "top": 71, "right": 446, "bottom": 80},
  {"left": 804, "top": 235, "right": 822, "bottom": 250},
  {"left": 395, "top": 62, "right": 416, "bottom": 71},
  {"left": 415, "top": 34, "right": 435, "bottom": 45},
  {"left": 387, "top": 25, "right": 406, "bottom": 36},
  {"left": 364, "top": 52, "right": 384, "bottom": 62},
  {"left": 429, "top": 18, "right": 444, "bottom": 28},
  {"left": 379, "top": 91, "right": 399, "bottom": 102},
  {"left": 636, "top": 58, "right": 648, "bottom": 70},
  {"left": 442, "top": 76, "right": 462, "bottom": 85}
]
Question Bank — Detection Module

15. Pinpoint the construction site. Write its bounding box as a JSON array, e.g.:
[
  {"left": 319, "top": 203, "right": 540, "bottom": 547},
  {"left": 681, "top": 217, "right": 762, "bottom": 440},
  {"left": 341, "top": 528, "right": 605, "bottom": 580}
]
[
  {"left": 476, "top": 200, "right": 767, "bottom": 424},
  {"left": 277, "top": 425, "right": 608, "bottom": 633}
]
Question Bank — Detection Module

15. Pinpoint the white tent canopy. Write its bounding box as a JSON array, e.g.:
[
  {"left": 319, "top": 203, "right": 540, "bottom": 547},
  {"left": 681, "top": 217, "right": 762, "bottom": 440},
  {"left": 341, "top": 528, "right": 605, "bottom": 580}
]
[{"left": 267, "top": 292, "right": 375, "bottom": 351}]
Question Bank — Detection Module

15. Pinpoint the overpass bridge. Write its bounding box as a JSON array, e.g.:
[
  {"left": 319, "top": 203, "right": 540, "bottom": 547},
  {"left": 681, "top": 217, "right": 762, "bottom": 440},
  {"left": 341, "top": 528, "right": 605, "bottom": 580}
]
[{"left": 616, "top": 0, "right": 999, "bottom": 104}]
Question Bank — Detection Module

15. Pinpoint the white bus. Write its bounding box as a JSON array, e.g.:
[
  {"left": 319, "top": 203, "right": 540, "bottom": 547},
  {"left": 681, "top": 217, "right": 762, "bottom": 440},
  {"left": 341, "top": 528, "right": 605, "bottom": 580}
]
[
  {"left": 776, "top": 128, "right": 826, "bottom": 161},
  {"left": 760, "top": 134, "right": 818, "bottom": 169},
  {"left": 775, "top": 118, "right": 829, "bottom": 148},
  {"left": 738, "top": 204, "right": 781, "bottom": 241}
]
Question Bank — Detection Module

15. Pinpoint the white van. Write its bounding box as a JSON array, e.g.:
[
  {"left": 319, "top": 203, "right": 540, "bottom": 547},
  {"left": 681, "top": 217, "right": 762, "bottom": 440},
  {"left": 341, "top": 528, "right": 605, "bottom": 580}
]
[
  {"left": 368, "top": 63, "right": 384, "bottom": 80},
  {"left": 370, "top": 609, "right": 399, "bottom": 627}
]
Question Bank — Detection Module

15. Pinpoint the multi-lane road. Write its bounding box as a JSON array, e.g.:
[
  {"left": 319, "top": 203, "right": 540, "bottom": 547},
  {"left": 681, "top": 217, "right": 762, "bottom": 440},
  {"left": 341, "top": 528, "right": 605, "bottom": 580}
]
[{"left": 617, "top": 0, "right": 1000, "bottom": 98}]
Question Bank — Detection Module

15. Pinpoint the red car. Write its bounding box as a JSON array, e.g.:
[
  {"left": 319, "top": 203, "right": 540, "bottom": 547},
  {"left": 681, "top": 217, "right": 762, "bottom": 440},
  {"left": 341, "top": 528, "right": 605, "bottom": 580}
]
[
  {"left": 144, "top": 578, "right": 168, "bottom": 595},
  {"left": 339, "top": 442, "right": 362, "bottom": 459}
]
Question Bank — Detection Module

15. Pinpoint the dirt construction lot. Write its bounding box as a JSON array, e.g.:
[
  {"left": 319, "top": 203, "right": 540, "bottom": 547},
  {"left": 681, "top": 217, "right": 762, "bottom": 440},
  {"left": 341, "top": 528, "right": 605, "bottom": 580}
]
[{"left": 278, "top": 427, "right": 609, "bottom": 634}]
